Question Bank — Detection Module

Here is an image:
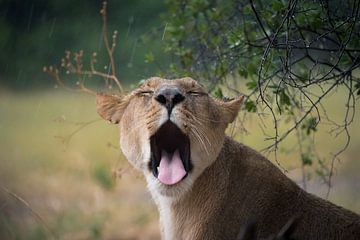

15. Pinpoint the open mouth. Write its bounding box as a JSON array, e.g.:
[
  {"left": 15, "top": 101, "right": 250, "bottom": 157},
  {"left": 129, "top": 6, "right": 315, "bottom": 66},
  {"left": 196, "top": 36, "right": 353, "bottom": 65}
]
[{"left": 149, "top": 121, "right": 192, "bottom": 185}]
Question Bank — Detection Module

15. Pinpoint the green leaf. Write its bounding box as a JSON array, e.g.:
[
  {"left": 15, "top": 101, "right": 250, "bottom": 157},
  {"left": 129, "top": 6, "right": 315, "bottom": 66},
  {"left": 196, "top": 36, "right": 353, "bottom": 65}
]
[
  {"left": 245, "top": 100, "right": 257, "bottom": 112},
  {"left": 238, "top": 68, "right": 248, "bottom": 78},
  {"left": 137, "top": 79, "right": 146, "bottom": 87},
  {"left": 243, "top": 5, "right": 252, "bottom": 15},
  {"left": 246, "top": 80, "right": 257, "bottom": 90},
  {"left": 246, "top": 62, "right": 257, "bottom": 76},
  {"left": 272, "top": 1, "right": 284, "bottom": 11},
  {"left": 301, "top": 117, "right": 318, "bottom": 135},
  {"left": 279, "top": 90, "right": 291, "bottom": 106},
  {"left": 355, "top": 81, "right": 360, "bottom": 95},
  {"left": 213, "top": 87, "right": 223, "bottom": 98},
  {"left": 93, "top": 164, "right": 115, "bottom": 190},
  {"left": 144, "top": 52, "right": 155, "bottom": 63},
  {"left": 301, "top": 153, "right": 313, "bottom": 166}
]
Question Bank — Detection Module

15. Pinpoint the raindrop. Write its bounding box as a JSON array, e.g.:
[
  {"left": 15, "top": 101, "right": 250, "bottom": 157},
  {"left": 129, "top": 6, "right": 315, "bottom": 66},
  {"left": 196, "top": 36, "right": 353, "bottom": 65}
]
[
  {"left": 34, "top": 101, "right": 43, "bottom": 118},
  {"left": 16, "top": 69, "right": 23, "bottom": 85},
  {"left": 128, "top": 39, "right": 138, "bottom": 67},
  {"left": 48, "top": 18, "right": 57, "bottom": 38},
  {"left": 98, "top": 32, "right": 104, "bottom": 51},
  {"left": 126, "top": 16, "right": 134, "bottom": 38},
  {"left": 162, "top": 22, "right": 168, "bottom": 41},
  {"left": 27, "top": 4, "right": 34, "bottom": 32}
]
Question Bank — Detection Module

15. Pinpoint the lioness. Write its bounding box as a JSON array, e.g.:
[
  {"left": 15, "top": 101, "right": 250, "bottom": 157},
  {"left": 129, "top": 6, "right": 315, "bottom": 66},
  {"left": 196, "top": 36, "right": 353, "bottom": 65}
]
[{"left": 96, "top": 77, "right": 360, "bottom": 239}]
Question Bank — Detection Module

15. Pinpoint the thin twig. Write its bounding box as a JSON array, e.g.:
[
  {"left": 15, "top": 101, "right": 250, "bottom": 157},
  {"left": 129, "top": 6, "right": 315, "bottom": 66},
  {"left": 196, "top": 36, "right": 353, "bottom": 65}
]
[{"left": 1, "top": 186, "right": 58, "bottom": 239}]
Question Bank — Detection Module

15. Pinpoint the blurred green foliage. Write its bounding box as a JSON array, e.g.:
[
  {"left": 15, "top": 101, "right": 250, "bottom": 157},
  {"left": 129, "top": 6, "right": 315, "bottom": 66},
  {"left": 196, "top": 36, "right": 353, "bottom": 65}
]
[
  {"left": 0, "top": 0, "right": 167, "bottom": 89},
  {"left": 93, "top": 163, "right": 115, "bottom": 190}
]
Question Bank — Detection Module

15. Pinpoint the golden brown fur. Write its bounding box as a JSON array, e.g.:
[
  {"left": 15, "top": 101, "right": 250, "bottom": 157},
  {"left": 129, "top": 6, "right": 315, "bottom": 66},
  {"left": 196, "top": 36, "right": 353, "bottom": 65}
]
[{"left": 96, "top": 77, "right": 360, "bottom": 240}]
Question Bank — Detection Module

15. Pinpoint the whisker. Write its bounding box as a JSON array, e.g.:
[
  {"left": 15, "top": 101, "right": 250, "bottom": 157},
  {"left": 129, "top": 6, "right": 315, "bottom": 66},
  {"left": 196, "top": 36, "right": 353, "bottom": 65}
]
[
  {"left": 182, "top": 112, "right": 213, "bottom": 150},
  {"left": 181, "top": 109, "right": 227, "bottom": 124},
  {"left": 190, "top": 127, "right": 210, "bottom": 155}
]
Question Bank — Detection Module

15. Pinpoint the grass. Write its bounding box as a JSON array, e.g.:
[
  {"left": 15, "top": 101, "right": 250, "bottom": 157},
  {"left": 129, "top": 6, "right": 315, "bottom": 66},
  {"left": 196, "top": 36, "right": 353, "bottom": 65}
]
[
  {"left": 0, "top": 90, "right": 159, "bottom": 239},
  {"left": 0, "top": 88, "right": 359, "bottom": 239}
]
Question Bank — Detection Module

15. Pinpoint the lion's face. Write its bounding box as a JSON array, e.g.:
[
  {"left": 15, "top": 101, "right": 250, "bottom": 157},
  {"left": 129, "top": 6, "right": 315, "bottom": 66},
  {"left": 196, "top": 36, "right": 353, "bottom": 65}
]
[{"left": 96, "top": 77, "right": 243, "bottom": 197}]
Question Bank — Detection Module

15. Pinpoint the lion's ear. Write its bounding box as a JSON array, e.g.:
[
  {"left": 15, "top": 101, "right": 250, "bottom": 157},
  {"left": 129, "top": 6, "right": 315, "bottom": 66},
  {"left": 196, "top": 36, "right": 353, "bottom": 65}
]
[
  {"left": 219, "top": 95, "right": 244, "bottom": 124},
  {"left": 96, "top": 93, "right": 129, "bottom": 124}
]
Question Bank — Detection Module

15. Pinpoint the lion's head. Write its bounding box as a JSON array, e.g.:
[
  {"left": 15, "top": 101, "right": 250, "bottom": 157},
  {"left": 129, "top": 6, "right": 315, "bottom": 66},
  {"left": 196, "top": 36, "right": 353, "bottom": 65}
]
[{"left": 96, "top": 77, "right": 243, "bottom": 197}]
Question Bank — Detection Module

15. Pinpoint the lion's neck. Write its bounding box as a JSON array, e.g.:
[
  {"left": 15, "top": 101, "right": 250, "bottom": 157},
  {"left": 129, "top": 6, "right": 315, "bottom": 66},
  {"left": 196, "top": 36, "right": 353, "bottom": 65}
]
[
  {"left": 156, "top": 196, "right": 176, "bottom": 240},
  {"left": 155, "top": 183, "right": 222, "bottom": 240}
]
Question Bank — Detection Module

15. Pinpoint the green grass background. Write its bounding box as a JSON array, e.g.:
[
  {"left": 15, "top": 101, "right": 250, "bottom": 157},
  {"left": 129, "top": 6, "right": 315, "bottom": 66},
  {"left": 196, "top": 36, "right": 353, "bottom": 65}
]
[{"left": 0, "top": 88, "right": 359, "bottom": 239}]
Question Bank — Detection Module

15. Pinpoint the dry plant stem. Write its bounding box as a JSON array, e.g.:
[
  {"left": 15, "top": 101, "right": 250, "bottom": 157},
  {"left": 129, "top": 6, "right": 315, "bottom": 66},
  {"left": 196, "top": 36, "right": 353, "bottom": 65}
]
[
  {"left": 261, "top": 77, "right": 340, "bottom": 152},
  {"left": 46, "top": 66, "right": 95, "bottom": 95},
  {"left": 324, "top": 1, "right": 360, "bottom": 197},
  {"left": 293, "top": 116, "right": 307, "bottom": 190},
  {"left": 249, "top": 0, "right": 359, "bottom": 187},
  {"left": 54, "top": 119, "right": 101, "bottom": 147},
  {"left": 44, "top": 1, "right": 124, "bottom": 95},
  {"left": 249, "top": 0, "right": 298, "bottom": 170},
  {"left": 326, "top": 79, "right": 355, "bottom": 198},
  {"left": 1, "top": 186, "right": 58, "bottom": 240},
  {"left": 90, "top": 56, "right": 123, "bottom": 92},
  {"left": 100, "top": 1, "right": 124, "bottom": 94}
]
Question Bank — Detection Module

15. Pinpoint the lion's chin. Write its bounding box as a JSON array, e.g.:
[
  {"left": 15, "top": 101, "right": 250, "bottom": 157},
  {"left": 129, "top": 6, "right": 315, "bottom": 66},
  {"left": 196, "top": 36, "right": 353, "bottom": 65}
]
[
  {"left": 145, "top": 171, "right": 195, "bottom": 198},
  {"left": 148, "top": 121, "right": 193, "bottom": 186}
]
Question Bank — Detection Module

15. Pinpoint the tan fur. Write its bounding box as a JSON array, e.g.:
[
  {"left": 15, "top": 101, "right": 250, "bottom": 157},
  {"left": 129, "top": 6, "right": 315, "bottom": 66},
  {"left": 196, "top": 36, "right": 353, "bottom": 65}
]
[{"left": 97, "top": 77, "right": 360, "bottom": 240}]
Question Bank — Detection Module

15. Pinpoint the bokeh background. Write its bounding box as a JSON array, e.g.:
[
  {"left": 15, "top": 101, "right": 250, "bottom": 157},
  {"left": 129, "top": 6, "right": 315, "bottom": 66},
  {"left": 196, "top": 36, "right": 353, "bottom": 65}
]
[{"left": 0, "top": 0, "right": 359, "bottom": 239}]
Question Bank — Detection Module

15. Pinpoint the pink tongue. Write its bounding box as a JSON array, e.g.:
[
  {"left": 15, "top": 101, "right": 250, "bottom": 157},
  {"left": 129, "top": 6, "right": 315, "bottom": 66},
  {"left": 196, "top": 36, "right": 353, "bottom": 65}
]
[{"left": 158, "top": 149, "right": 187, "bottom": 185}]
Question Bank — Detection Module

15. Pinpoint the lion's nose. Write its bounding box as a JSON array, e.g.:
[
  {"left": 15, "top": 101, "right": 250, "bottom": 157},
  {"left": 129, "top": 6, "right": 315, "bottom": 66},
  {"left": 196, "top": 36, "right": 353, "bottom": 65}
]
[{"left": 155, "top": 87, "right": 185, "bottom": 115}]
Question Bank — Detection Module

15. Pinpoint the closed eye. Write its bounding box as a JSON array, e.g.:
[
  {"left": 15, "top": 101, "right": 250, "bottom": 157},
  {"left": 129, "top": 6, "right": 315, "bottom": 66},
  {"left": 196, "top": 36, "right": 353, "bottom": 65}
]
[
  {"left": 138, "top": 90, "right": 154, "bottom": 97},
  {"left": 187, "top": 91, "right": 207, "bottom": 96}
]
